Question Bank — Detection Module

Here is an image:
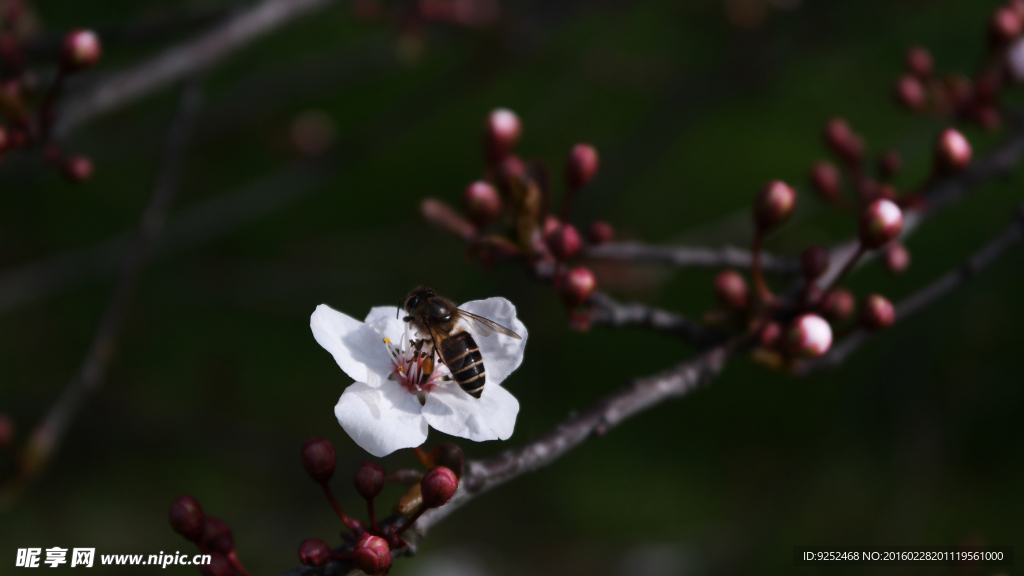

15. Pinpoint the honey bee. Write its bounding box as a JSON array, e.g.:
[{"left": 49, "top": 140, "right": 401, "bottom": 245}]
[{"left": 401, "top": 287, "right": 521, "bottom": 398}]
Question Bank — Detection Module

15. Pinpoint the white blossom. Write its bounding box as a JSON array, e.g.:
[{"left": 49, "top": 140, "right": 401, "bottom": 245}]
[{"left": 311, "top": 297, "right": 527, "bottom": 457}]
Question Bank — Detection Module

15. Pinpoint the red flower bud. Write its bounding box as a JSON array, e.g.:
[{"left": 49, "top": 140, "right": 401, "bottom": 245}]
[
  {"left": 496, "top": 154, "right": 525, "bottom": 185},
  {"left": 714, "top": 270, "right": 748, "bottom": 310},
  {"left": 991, "top": 6, "right": 1023, "bottom": 45},
  {"left": 905, "top": 46, "right": 933, "bottom": 78},
  {"left": 787, "top": 314, "right": 833, "bottom": 358},
  {"left": 168, "top": 496, "right": 205, "bottom": 542},
  {"left": 354, "top": 461, "right": 386, "bottom": 500},
  {"left": 463, "top": 181, "right": 501, "bottom": 227},
  {"left": 859, "top": 199, "right": 903, "bottom": 249},
  {"left": 300, "top": 437, "right": 336, "bottom": 484},
  {"left": 62, "top": 29, "right": 101, "bottom": 71},
  {"left": 753, "top": 180, "right": 796, "bottom": 231},
  {"left": 895, "top": 75, "right": 926, "bottom": 111},
  {"left": 62, "top": 155, "right": 93, "bottom": 183},
  {"left": 934, "top": 128, "right": 972, "bottom": 173},
  {"left": 565, "top": 143, "right": 599, "bottom": 190},
  {"left": 199, "top": 553, "right": 235, "bottom": 576},
  {"left": 420, "top": 466, "right": 459, "bottom": 508},
  {"left": 428, "top": 442, "right": 465, "bottom": 479},
  {"left": 809, "top": 161, "right": 841, "bottom": 200},
  {"left": 879, "top": 149, "right": 902, "bottom": 180},
  {"left": 759, "top": 321, "right": 782, "bottom": 349},
  {"left": 800, "top": 246, "right": 830, "bottom": 282},
  {"left": 0, "top": 414, "right": 13, "bottom": 449},
  {"left": 353, "top": 535, "right": 391, "bottom": 576},
  {"left": 884, "top": 242, "right": 910, "bottom": 274},
  {"left": 200, "top": 517, "right": 233, "bottom": 555},
  {"left": 484, "top": 108, "right": 521, "bottom": 162},
  {"left": 557, "top": 266, "right": 596, "bottom": 307},
  {"left": 546, "top": 223, "right": 581, "bottom": 260},
  {"left": 824, "top": 117, "right": 863, "bottom": 162},
  {"left": 819, "top": 288, "right": 855, "bottom": 321},
  {"left": 860, "top": 294, "right": 895, "bottom": 330},
  {"left": 298, "top": 538, "right": 333, "bottom": 568},
  {"left": 586, "top": 220, "right": 614, "bottom": 244}
]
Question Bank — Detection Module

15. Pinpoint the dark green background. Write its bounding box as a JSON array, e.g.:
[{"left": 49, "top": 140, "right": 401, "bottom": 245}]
[{"left": 1, "top": 1, "right": 1021, "bottom": 575}]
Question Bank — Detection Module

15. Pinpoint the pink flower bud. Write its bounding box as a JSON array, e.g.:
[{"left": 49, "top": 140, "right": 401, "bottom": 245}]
[
  {"left": 298, "top": 538, "right": 333, "bottom": 568},
  {"left": 800, "top": 246, "right": 830, "bottom": 281},
  {"left": 353, "top": 535, "right": 391, "bottom": 576},
  {"left": 62, "top": 29, "right": 101, "bottom": 71},
  {"left": 557, "top": 266, "right": 596, "bottom": 307},
  {"left": 565, "top": 143, "right": 599, "bottom": 190},
  {"left": 422, "top": 198, "right": 477, "bottom": 241},
  {"left": 787, "top": 314, "right": 833, "bottom": 358},
  {"left": 991, "top": 6, "right": 1023, "bottom": 45},
  {"left": 859, "top": 198, "right": 903, "bottom": 249},
  {"left": 879, "top": 149, "right": 902, "bottom": 179},
  {"left": 300, "top": 437, "right": 336, "bottom": 484},
  {"left": 62, "top": 155, "right": 93, "bottom": 183},
  {"left": 546, "top": 223, "right": 581, "bottom": 260},
  {"left": 463, "top": 181, "right": 501, "bottom": 227},
  {"left": 884, "top": 242, "right": 910, "bottom": 274},
  {"left": 759, "top": 321, "right": 782, "bottom": 349},
  {"left": 819, "top": 288, "right": 855, "bottom": 321},
  {"left": 168, "top": 496, "right": 205, "bottom": 542},
  {"left": 421, "top": 466, "right": 459, "bottom": 508},
  {"left": 0, "top": 414, "right": 13, "bottom": 449},
  {"left": 809, "top": 161, "right": 841, "bottom": 200},
  {"left": 199, "top": 553, "right": 235, "bottom": 576},
  {"left": 824, "top": 117, "right": 864, "bottom": 162},
  {"left": 934, "top": 128, "right": 972, "bottom": 173},
  {"left": 200, "top": 517, "right": 233, "bottom": 554},
  {"left": 860, "top": 294, "right": 895, "bottom": 330},
  {"left": 906, "top": 46, "right": 933, "bottom": 78},
  {"left": 895, "top": 75, "right": 926, "bottom": 110},
  {"left": 496, "top": 154, "right": 525, "bottom": 185},
  {"left": 428, "top": 442, "right": 465, "bottom": 479},
  {"left": 753, "top": 180, "right": 796, "bottom": 231},
  {"left": 587, "top": 220, "right": 614, "bottom": 244},
  {"left": 484, "top": 108, "right": 521, "bottom": 162},
  {"left": 714, "top": 270, "right": 748, "bottom": 310},
  {"left": 354, "top": 461, "right": 386, "bottom": 500}
]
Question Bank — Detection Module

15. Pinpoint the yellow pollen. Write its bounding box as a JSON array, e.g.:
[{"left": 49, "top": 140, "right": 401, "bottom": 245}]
[{"left": 383, "top": 337, "right": 391, "bottom": 343}]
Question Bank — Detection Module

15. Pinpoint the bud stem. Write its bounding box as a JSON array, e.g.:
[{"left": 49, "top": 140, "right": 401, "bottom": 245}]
[
  {"left": 392, "top": 506, "right": 428, "bottom": 537},
  {"left": 366, "top": 498, "right": 380, "bottom": 534},
  {"left": 227, "top": 550, "right": 251, "bottom": 576},
  {"left": 321, "top": 483, "right": 361, "bottom": 534},
  {"left": 413, "top": 446, "right": 432, "bottom": 468}
]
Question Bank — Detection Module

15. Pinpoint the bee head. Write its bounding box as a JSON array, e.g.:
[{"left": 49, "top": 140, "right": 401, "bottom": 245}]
[{"left": 402, "top": 286, "right": 436, "bottom": 316}]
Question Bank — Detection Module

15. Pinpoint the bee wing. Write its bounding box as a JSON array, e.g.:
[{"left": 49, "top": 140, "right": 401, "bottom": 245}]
[{"left": 457, "top": 310, "right": 522, "bottom": 339}]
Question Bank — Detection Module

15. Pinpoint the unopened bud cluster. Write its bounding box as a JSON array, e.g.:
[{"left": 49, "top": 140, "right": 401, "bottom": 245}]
[{"left": 0, "top": 25, "right": 102, "bottom": 181}]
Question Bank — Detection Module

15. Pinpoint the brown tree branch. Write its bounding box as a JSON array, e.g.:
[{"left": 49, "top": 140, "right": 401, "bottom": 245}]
[
  {"left": 55, "top": 0, "right": 338, "bottom": 137},
  {"left": 589, "top": 290, "right": 725, "bottom": 347},
  {"left": 584, "top": 241, "right": 798, "bottom": 274},
  {"left": 1, "top": 79, "right": 205, "bottom": 507},
  {"left": 799, "top": 203, "right": 1024, "bottom": 374}
]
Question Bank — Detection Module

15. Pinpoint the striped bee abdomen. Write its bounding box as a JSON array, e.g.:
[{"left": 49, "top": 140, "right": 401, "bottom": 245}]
[{"left": 440, "top": 331, "right": 486, "bottom": 398}]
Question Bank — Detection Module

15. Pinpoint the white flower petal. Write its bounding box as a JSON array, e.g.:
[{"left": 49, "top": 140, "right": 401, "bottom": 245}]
[
  {"left": 422, "top": 382, "right": 519, "bottom": 442},
  {"left": 457, "top": 297, "right": 528, "bottom": 387},
  {"left": 334, "top": 381, "right": 429, "bottom": 457},
  {"left": 363, "top": 306, "right": 409, "bottom": 342},
  {"left": 311, "top": 304, "right": 394, "bottom": 385}
]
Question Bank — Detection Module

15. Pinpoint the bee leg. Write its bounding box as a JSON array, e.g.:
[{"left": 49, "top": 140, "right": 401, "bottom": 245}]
[{"left": 402, "top": 315, "right": 413, "bottom": 322}]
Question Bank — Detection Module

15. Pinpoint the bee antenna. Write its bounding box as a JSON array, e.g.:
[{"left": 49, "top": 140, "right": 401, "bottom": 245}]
[{"left": 397, "top": 298, "right": 404, "bottom": 319}]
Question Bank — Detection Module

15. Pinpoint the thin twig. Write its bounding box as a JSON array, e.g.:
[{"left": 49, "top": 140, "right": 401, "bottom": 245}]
[
  {"left": 800, "top": 204, "right": 1024, "bottom": 374},
  {"left": 583, "top": 241, "right": 798, "bottom": 274},
  {"left": 1, "top": 79, "right": 205, "bottom": 506},
  {"left": 589, "top": 290, "right": 725, "bottom": 347},
  {"left": 55, "top": 0, "right": 338, "bottom": 137}
]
